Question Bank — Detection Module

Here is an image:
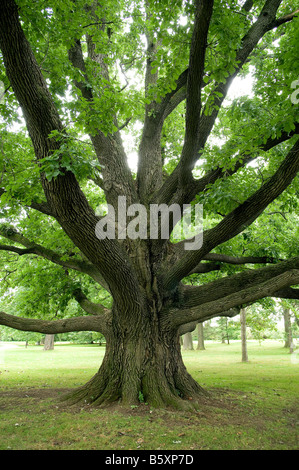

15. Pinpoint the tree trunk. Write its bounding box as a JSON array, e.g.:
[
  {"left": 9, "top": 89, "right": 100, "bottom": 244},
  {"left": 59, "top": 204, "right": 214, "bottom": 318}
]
[
  {"left": 240, "top": 308, "right": 248, "bottom": 362},
  {"left": 220, "top": 318, "right": 229, "bottom": 344},
  {"left": 183, "top": 332, "right": 194, "bottom": 350},
  {"left": 63, "top": 304, "right": 206, "bottom": 410},
  {"left": 283, "top": 307, "right": 293, "bottom": 350},
  {"left": 197, "top": 322, "right": 205, "bottom": 350},
  {"left": 43, "top": 334, "right": 54, "bottom": 351}
]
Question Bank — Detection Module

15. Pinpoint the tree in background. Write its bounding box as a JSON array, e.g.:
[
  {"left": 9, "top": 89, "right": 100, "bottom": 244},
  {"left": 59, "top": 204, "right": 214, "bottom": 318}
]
[
  {"left": 281, "top": 299, "right": 298, "bottom": 352},
  {"left": 240, "top": 308, "right": 249, "bottom": 362},
  {"left": 183, "top": 331, "right": 194, "bottom": 351},
  {"left": 0, "top": 0, "right": 298, "bottom": 409},
  {"left": 197, "top": 322, "right": 205, "bottom": 350}
]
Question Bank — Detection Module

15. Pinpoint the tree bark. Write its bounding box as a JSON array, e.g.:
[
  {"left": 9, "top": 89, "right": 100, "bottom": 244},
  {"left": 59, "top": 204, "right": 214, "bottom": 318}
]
[{"left": 63, "top": 303, "right": 206, "bottom": 409}]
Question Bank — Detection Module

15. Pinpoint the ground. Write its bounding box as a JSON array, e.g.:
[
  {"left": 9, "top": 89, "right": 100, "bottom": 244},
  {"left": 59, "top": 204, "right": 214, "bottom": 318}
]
[
  {"left": 0, "top": 386, "right": 297, "bottom": 450},
  {"left": 0, "top": 340, "right": 298, "bottom": 450}
]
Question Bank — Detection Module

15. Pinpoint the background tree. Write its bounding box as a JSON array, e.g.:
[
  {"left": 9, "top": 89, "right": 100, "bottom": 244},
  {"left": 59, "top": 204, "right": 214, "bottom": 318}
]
[
  {"left": 245, "top": 299, "right": 278, "bottom": 341},
  {"left": 280, "top": 299, "right": 298, "bottom": 351},
  {"left": 240, "top": 308, "right": 249, "bottom": 362},
  {"left": 43, "top": 334, "right": 55, "bottom": 351},
  {"left": 0, "top": 0, "right": 298, "bottom": 409},
  {"left": 197, "top": 322, "right": 205, "bottom": 350},
  {"left": 183, "top": 331, "right": 194, "bottom": 351}
]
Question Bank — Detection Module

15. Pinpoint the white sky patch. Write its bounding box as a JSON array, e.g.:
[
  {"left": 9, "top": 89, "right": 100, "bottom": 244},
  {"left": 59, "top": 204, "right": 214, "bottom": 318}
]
[{"left": 226, "top": 70, "right": 254, "bottom": 101}]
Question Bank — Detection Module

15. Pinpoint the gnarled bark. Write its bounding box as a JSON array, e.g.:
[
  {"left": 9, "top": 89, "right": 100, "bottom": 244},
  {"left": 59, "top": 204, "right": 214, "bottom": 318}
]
[{"left": 63, "top": 303, "right": 206, "bottom": 410}]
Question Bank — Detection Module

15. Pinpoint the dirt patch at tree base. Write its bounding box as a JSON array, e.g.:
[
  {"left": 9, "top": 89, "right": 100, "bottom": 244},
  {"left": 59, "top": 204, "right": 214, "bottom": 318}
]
[{"left": 0, "top": 386, "right": 270, "bottom": 427}]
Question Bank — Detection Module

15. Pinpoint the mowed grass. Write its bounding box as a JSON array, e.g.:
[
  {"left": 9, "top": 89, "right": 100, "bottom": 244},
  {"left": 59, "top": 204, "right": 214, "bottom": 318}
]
[{"left": 0, "top": 340, "right": 298, "bottom": 450}]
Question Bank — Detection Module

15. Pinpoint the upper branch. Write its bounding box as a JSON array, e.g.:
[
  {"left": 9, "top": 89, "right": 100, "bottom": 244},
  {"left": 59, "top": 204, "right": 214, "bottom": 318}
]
[
  {"left": 179, "top": 0, "right": 214, "bottom": 186},
  {"left": 268, "top": 8, "right": 299, "bottom": 29},
  {"left": 162, "top": 137, "right": 299, "bottom": 290},
  {"left": 180, "top": 122, "right": 299, "bottom": 208},
  {"left": 154, "top": 0, "right": 292, "bottom": 206},
  {"left": 68, "top": 35, "right": 137, "bottom": 206},
  {"left": 136, "top": 28, "right": 164, "bottom": 200}
]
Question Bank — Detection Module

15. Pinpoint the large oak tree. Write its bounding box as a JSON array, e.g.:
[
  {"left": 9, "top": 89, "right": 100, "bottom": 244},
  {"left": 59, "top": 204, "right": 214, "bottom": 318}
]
[{"left": 0, "top": 0, "right": 298, "bottom": 409}]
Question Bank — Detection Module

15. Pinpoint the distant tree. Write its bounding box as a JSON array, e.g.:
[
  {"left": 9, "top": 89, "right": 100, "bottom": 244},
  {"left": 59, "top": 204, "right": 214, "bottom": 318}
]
[
  {"left": 240, "top": 308, "right": 249, "bottom": 362},
  {"left": 281, "top": 300, "right": 299, "bottom": 352},
  {"left": 197, "top": 322, "right": 205, "bottom": 350},
  {"left": 43, "top": 334, "right": 55, "bottom": 351},
  {"left": 183, "top": 332, "right": 194, "bottom": 350}
]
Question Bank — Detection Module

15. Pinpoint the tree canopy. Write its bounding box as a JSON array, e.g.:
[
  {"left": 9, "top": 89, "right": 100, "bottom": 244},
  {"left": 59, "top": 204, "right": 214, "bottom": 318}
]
[{"left": 0, "top": 0, "right": 298, "bottom": 408}]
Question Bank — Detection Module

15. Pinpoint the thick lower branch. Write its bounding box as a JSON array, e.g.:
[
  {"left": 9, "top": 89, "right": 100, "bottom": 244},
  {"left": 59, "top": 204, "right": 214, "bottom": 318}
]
[
  {"left": 178, "top": 308, "right": 240, "bottom": 335},
  {"left": 164, "top": 269, "right": 299, "bottom": 329},
  {"left": 181, "top": 257, "right": 299, "bottom": 308},
  {"left": 0, "top": 311, "right": 111, "bottom": 336}
]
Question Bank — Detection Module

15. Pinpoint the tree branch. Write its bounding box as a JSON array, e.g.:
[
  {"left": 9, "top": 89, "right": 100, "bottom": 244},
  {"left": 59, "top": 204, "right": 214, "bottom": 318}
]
[
  {"left": 268, "top": 9, "right": 299, "bottom": 30},
  {"left": 0, "top": 244, "right": 35, "bottom": 256},
  {"left": 72, "top": 288, "right": 110, "bottom": 316},
  {"left": 273, "top": 287, "right": 299, "bottom": 300},
  {"left": 178, "top": 307, "right": 240, "bottom": 336},
  {"left": 136, "top": 4, "right": 164, "bottom": 201},
  {"left": 154, "top": 0, "right": 290, "bottom": 206},
  {"left": 0, "top": 187, "right": 56, "bottom": 217},
  {"left": 202, "top": 253, "right": 281, "bottom": 265},
  {"left": 0, "top": 225, "right": 109, "bottom": 290},
  {"left": 68, "top": 37, "right": 137, "bottom": 207},
  {"left": 179, "top": 0, "right": 214, "bottom": 186},
  {"left": 0, "top": 0, "right": 143, "bottom": 312},
  {"left": 187, "top": 254, "right": 282, "bottom": 276},
  {"left": 164, "top": 269, "right": 299, "bottom": 329},
  {"left": 181, "top": 257, "right": 299, "bottom": 309},
  {"left": 242, "top": 0, "right": 254, "bottom": 12},
  {"left": 162, "top": 137, "right": 299, "bottom": 290},
  {"left": 0, "top": 310, "right": 111, "bottom": 336}
]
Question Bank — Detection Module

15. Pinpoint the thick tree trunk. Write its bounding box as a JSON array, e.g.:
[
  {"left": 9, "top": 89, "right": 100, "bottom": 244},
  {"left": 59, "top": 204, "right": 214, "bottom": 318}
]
[{"left": 63, "top": 304, "right": 206, "bottom": 410}]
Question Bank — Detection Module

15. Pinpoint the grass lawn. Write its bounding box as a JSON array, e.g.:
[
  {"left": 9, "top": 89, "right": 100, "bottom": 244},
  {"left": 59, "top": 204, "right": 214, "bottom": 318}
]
[{"left": 0, "top": 340, "right": 298, "bottom": 450}]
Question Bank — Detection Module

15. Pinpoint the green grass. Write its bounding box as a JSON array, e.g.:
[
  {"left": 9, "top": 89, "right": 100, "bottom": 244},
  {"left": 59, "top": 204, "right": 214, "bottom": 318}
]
[{"left": 0, "top": 340, "right": 298, "bottom": 450}]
